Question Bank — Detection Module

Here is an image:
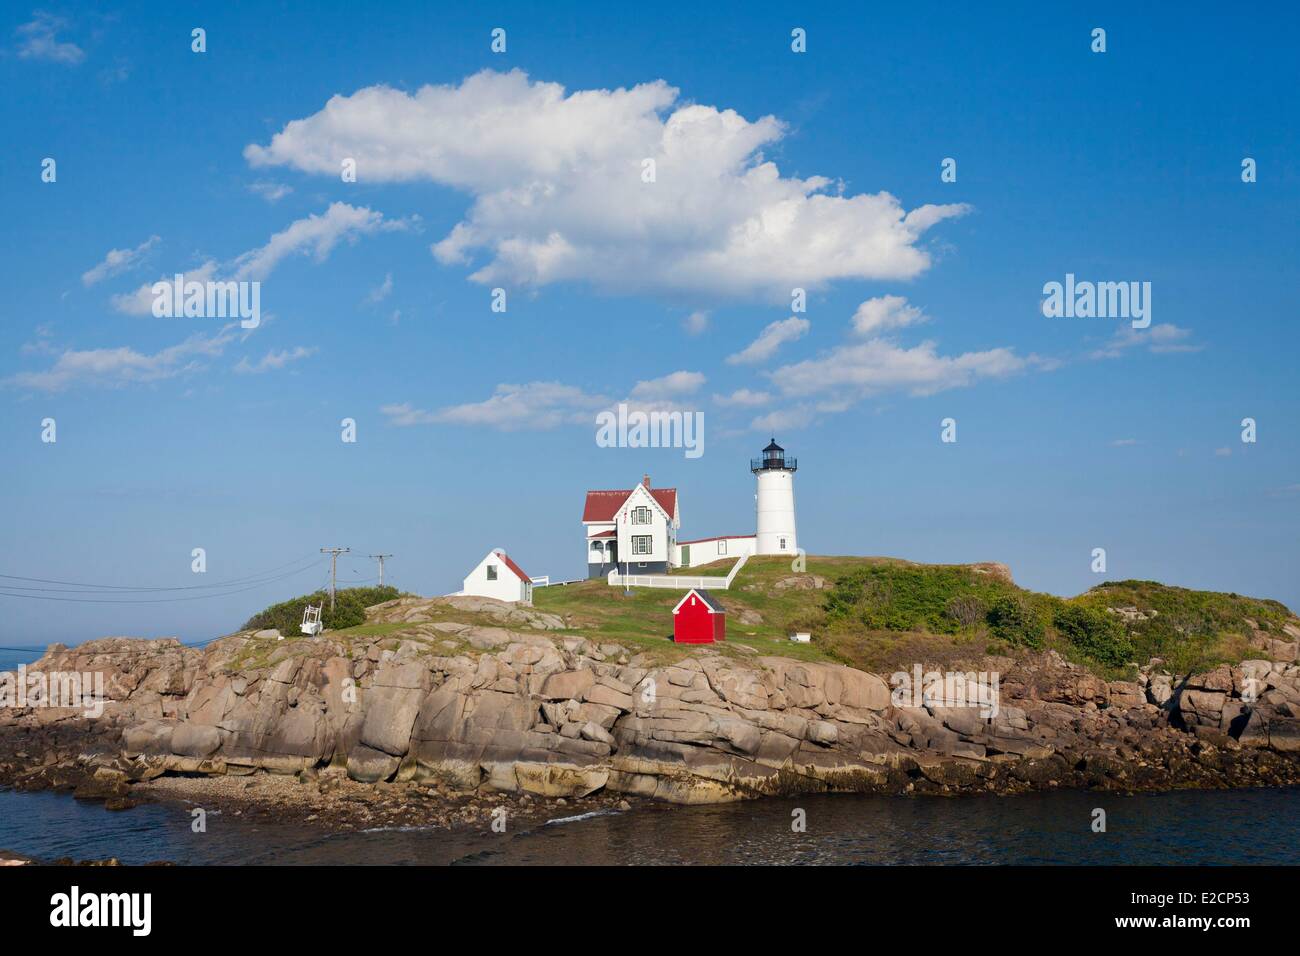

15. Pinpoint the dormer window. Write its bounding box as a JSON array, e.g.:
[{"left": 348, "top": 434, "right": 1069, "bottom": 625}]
[{"left": 632, "top": 505, "right": 652, "bottom": 525}]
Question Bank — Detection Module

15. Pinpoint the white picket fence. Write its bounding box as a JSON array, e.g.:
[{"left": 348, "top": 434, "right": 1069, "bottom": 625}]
[{"left": 608, "top": 553, "right": 749, "bottom": 590}]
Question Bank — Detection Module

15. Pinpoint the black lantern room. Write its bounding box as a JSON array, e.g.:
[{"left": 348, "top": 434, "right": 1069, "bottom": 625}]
[{"left": 751, "top": 438, "right": 797, "bottom": 473}]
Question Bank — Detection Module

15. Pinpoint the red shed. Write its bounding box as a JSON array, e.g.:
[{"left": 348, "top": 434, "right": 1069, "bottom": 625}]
[{"left": 672, "top": 588, "right": 726, "bottom": 644}]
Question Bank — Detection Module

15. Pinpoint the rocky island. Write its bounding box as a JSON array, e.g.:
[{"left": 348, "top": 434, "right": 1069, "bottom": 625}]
[{"left": 2, "top": 557, "right": 1298, "bottom": 835}]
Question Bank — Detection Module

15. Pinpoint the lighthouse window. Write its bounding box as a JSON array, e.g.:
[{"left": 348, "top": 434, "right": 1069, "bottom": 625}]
[
  {"left": 780, "top": 538, "right": 786, "bottom": 549},
  {"left": 632, "top": 535, "right": 652, "bottom": 555},
  {"left": 632, "top": 506, "right": 651, "bottom": 525}
]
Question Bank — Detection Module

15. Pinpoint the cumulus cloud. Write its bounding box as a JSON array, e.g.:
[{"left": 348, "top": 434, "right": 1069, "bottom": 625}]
[
  {"left": 850, "top": 294, "right": 927, "bottom": 336},
  {"left": 383, "top": 369, "right": 707, "bottom": 432},
  {"left": 234, "top": 346, "right": 317, "bottom": 374},
  {"left": 245, "top": 69, "right": 969, "bottom": 301},
  {"left": 15, "top": 12, "right": 83, "bottom": 65},
  {"left": 5, "top": 326, "right": 238, "bottom": 392},
  {"left": 714, "top": 388, "right": 772, "bottom": 407},
  {"left": 248, "top": 181, "right": 293, "bottom": 202},
  {"left": 111, "top": 203, "right": 408, "bottom": 314},
  {"left": 230, "top": 202, "right": 409, "bottom": 281},
  {"left": 774, "top": 337, "right": 1031, "bottom": 399},
  {"left": 628, "top": 370, "right": 705, "bottom": 402},
  {"left": 82, "top": 236, "right": 160, "bottom": 286},
  {"left": 736, "top": 298, "right": 1053, "bottom": 430},
  {"left": 1090, "top": 323, "right": 1201, "bottom": 359},
  {"left": 683, "top": 310, "right": 710, "bottom": 336},
  {"left": 382, "top": 382, "right": 609, "bottom": 431},
  {"left": 726, "top": 316, "right": 810, "bottom": 365}
]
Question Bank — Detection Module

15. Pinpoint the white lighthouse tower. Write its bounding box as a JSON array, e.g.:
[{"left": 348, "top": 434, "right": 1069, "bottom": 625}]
[{"left": 752, "top": 438, "right": 798, "bottom": 555}]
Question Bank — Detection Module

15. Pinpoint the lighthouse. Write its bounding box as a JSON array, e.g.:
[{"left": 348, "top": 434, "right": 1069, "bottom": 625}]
[{"left": 752, "top": 438, "right": 798, "bottom": 555}]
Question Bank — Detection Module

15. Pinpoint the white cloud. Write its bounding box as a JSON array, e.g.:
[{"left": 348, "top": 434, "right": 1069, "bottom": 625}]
[
  {"left": 248, "top": 181, "right": 293, "bottom": 202},
  {"left": 1090, "top": 323, "right": 1201, "bottom": 359},
  {"left": 774, "top": 337, "right": 1032, "bottom": 399},
  {"left": 383, "top": 369, "right": 707, "bottom": 432},
  {"left": 245, "top": 69, "right": 969, "bottom": 301},
  {"left": 714, "top": 388, "right": 771, "bottom": 407},
  {"left": 82, "top": 235, "right": 160, "bottom": 286},
  {"left": 850, "top": 295, "right": 927, "bottom": 336},
  {"left": 1214, "top": 447, "right": 1232, "bottom": 458},
  {"left": 5, "top": 326, "right": 238, "bottom": 392},
  {"left": 628, "top": 370, "right": 705, "bottom": 402},
  {"left": 111, "top": 203, "right": 407, "bottom": 314},
  {"left": 683, "top": 310, "right": 710, "bottom": 336},
  {"left": 1109, "top": 438, "right": 1142, "bottom": 447},
  {"left": 234, "top": 346, "right": 316, "bottom": 374},
  {"left": 15, "top": 12, "right": 83, "bottom": 65},
  {"left": 366, "top": 272, "right": 394, "bottom": 304},
  {"left": 230, "top": 202, "right": 409, "bottom": 281},
  {"left": 726, "top": 316, "right": 809, "bottom": 365},
  {"left": 750, "top": 406, "right": 819, "bottom": 433},
  {"left": 111, "top": 261, "right": 216, "bottom": 316},
  {"left": 382, "top": 382, "right": 609, "bottom": 431}
]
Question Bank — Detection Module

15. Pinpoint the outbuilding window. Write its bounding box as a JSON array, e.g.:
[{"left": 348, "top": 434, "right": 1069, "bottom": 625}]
[
  {"left": 487, "top": 565, "right": 498, "bottom": 580},
  {"left": 718, "top": 540, "right": 727, "bottom": 555}
]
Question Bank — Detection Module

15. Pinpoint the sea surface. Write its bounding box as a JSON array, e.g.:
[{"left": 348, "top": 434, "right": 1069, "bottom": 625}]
[{"left": 1, "top": 786, "right": 1297, "bottom": 866}]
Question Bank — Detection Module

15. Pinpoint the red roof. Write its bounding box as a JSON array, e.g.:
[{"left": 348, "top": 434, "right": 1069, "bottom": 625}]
[
  {"left": 587, "top": 529, "right": 616, "bottom": 539},
  {"left": 582, "top": 487, "right": 677, "bottom": 522},
  {"left": 493, "top": 550, "right": 531, "bottom": 583},
  {"left": 672, "top": 588, "right": 725, "bottom": 615}
]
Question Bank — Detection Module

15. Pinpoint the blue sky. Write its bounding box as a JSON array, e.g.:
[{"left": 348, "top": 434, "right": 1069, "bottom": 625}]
[{"left": 3, "top": 3, "right": 1297, "bottom": 646}]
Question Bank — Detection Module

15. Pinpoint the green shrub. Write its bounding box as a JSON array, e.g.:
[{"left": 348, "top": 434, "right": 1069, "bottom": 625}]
[
  {"left": 1053, "top": 603, "right": 1134, "bottom": 667},
  {"left": 243, "top": 586, "right": 400, "bottom": 635},
  {"left": 824, "top": 565, "right": 1015, "bottom": 634},
  {"left": 986, "top": 595, "right": 1045, "bottom": 648},
  {"left": 944, "top": 594, "right": 987, "bottom": 629}
]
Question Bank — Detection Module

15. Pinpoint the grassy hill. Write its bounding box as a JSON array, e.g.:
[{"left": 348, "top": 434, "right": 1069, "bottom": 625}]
[
  {"left": 533, "top": 556, "right": 1299, "bottom": 678},
  {"left": 237, "top": 558, "right": 1297, "bottom": 681}
]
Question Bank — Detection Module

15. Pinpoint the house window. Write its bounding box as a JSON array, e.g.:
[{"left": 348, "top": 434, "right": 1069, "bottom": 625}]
[
  {"left": 632, "top": 506, "right": 651, "bottom": 525},
  {"left": 632, "top": 535, "right": 652, "bottom": 555},
  {"left": 718, "top": 539, "right": 727, "bottom": 555},
  {"left": 487, "top": 565, "right": 498, "bottom": 580}
]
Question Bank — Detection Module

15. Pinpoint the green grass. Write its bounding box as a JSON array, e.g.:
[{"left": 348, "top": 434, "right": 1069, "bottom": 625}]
[
  {"left": 539, "top": 557, "right": 1298, "bottom": 677},
  {"left": 232, "top": 557, "right": 1297, "bottom": 680}
]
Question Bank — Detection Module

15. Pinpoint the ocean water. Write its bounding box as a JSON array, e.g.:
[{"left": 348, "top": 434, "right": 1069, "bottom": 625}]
[
  {"left": 0, "top": 786, "right": 1296, "bottom": 866},
  {"left": 0, "top": 649, "right": 45, "bottom": 673},
  {"left": 3, "top": 644, "right": 1298, "bottom": 865}
]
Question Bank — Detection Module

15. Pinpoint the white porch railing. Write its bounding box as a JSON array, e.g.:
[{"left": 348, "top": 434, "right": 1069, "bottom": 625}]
[{"left": 607, "top": 552, "right": 749, "bottom": 590}]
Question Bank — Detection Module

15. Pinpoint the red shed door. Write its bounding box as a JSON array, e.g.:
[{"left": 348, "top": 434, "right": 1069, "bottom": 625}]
[{"left": 673, "top": 592, "right": 715, "bottom": 643}]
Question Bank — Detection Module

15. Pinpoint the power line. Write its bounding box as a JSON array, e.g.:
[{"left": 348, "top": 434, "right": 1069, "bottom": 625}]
[
  {"left": 0, "top": 553, "right": 325, "bottom": 594},
  {"left": 0, "top": 562, "right": 325, "bottom": 604}
]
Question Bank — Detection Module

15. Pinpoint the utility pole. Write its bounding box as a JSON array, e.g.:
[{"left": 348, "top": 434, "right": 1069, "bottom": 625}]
[
  {"left": 369, "top": 553, "right": 393, "bottom": 588},
  {"left": 320, "top": 547, "right": 350, "bottom": 611}
]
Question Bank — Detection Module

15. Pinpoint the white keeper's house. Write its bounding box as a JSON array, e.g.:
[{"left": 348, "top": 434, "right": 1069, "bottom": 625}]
[
  {"left": 461, "top": 548, "right": 534, "bottom": 604},
  {"left": 582, "top": 439, "right": 800, "bottom": 577}
]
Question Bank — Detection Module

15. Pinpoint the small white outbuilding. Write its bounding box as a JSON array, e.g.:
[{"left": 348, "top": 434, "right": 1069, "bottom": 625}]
[{"left": 461, "top": 548, "right": 534, "bottom": 605}]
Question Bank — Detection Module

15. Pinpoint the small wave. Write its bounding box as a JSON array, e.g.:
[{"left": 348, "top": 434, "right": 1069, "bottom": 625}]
[
  {"left": 543, "top": 808, "right": 620, "bottom": 826},
  {"left": 358, "top": 824, "right": 439, "bottom": 833}
]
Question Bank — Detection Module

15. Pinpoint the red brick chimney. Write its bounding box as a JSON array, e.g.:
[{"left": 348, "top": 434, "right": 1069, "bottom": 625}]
[{"left": 642, "top": 474, "right": 651, "bottom": 488}]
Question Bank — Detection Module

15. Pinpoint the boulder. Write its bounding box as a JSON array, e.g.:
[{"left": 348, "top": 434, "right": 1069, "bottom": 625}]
[
  {"left": 171, "top": 723, "right": 222, "bottom": 758},
  {"left": 346, "top": 744, "right": 399, "bottom": 783}
]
